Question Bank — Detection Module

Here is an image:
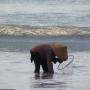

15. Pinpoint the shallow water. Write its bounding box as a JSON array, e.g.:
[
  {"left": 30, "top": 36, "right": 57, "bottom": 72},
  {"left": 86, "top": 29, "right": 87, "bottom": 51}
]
[
  {"left": 0, "top": 36, "right": 90, "bottom": 52},
  {"left": 0, "top": 0, "right": 90, "bottom": 89},
  {"left": 0, "top": 36, "right": 90, "bottom": 90},
  {"left": 0, "top": 51, "right": 90, "bottom": 90}
]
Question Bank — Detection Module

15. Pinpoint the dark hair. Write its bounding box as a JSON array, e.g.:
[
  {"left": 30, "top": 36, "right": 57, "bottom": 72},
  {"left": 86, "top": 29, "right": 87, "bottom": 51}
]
[{"left": 30, "top": 50, "right": 40, "bottom": 63}]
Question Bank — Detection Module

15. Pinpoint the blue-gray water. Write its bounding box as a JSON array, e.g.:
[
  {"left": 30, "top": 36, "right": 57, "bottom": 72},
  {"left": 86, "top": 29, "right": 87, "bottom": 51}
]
[
  {"left": 0, "top": 36, "right": 90, "bottom": 52},
  {"left": 0, "top": 0, "right": 90, "bottom": 90},
  {"left": 0, "top": 36, "right": 90, "bottom": 90},
  {"left": 0, "top": 0, "right": 90, "bottom": 27}
]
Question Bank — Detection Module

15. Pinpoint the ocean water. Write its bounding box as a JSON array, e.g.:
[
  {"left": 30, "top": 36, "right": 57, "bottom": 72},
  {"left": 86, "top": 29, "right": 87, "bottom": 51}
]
[
  {"left": 0, "top": 0, "right": 90, "bottom": 90},
  {"left": 0, "top": 39, "right": 90, "bottom": 90},
  {"left": 0, "top": 36, "right": 90, "bottom": 52},
  {"left": 0, "top": 0, "right": 90, "bottom": 37},
  {"left": 0, "top": 0, "right": 90, "bottom": 27}
]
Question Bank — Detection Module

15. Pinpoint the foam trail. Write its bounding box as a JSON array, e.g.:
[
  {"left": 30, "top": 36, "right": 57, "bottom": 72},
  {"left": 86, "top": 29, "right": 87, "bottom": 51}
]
[{"left": 0, "top": 25, "right": 90, "bottom": 36}]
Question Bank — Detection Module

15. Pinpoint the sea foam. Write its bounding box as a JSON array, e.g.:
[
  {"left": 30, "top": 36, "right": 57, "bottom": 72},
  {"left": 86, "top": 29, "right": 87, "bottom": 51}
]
[{"left": 0, "top": 25, "right": 90, "bottom": 37}]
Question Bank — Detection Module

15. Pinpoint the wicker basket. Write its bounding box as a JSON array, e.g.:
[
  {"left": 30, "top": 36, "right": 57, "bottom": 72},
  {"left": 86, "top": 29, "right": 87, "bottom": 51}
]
[{"left": 51, "top": 43, "right": 68, "bottom": 61}]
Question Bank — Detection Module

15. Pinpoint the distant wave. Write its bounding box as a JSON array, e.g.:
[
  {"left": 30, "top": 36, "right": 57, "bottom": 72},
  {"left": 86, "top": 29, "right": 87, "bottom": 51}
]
[{"left": 0, "top": 25, "right": 90, "bottom": 37}]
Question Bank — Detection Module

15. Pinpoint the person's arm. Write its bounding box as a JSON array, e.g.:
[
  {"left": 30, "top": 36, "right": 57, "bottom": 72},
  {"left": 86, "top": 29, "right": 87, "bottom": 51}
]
[{"left": 56, "top": 58, "right": 63, "bottom": 63}]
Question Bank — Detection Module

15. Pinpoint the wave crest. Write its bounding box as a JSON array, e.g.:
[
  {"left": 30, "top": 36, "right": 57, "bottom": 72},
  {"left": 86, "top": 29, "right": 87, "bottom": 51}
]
[{"left": 0, "top": 25, "right": 90, "bottom": 37}]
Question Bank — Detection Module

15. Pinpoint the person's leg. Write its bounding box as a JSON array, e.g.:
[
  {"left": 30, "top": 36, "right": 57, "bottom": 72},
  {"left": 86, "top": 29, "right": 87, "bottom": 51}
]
[
  {"left": 47, "top": 59, "right": 54, "bottom": 74},
  {"left": 42, "top": 62, "right": 48, "bottom": 73},
  {"left": 41, "top": 59, "right": 54, "bottom": 74},
  {"left": 41, "top": 60, "right": 54, "bottom": 79},
  {"left": 34, "top": 58, "right": 40, "bottom": 73}
]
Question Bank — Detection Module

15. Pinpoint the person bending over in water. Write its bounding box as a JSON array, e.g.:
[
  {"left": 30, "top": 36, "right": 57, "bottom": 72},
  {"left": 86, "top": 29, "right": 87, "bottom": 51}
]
[{"left": 30, "top": 43, "right": 68, "bottom": 76}]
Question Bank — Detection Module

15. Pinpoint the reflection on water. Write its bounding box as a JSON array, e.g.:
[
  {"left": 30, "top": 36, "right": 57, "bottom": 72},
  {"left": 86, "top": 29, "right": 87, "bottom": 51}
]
[
  {"left": 34, "top": 73, "right": 54, "bottom": 79},
  {"left": 0, "top": 89, "right": 16, "bottom": 90},
  {"left": 32, "top": 81, "right": 67, "bottom": 88},
  {"left": 72, "top": 65, "right": 86, "bottom": 68},
  {"left": 32, "top": 73, "right": 67, "bottom": 89}
]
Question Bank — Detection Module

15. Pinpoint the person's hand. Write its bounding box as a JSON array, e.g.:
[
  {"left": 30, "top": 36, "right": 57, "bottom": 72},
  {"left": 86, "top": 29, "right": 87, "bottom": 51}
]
[{"left": 58, "top": 59, "right": 63, "bottom": 63}]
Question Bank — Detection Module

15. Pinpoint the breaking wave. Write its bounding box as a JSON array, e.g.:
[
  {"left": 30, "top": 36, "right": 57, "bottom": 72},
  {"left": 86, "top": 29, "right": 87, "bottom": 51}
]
[{"left": 0, "top": 25, "right": 90, "bottom": 37}]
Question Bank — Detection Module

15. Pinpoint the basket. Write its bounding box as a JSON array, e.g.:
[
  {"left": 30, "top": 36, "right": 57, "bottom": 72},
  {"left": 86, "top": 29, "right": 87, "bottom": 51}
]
[{"left": 51, "top": 43, "right": 68, "bottom": 61}]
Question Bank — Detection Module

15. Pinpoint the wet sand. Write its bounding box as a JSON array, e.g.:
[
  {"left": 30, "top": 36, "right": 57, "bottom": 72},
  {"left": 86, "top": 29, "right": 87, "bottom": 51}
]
[{"left": 0, "top": 51, "right": 90, "bottom": 90}]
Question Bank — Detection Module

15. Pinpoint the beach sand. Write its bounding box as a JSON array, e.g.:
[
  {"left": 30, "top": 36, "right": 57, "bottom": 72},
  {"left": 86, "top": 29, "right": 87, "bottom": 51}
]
[{"left": 0, "top": 51, "right": 90, "bottom": 90}]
